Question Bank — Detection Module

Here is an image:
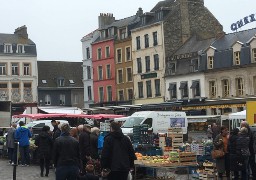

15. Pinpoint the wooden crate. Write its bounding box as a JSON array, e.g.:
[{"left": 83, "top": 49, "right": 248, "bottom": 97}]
[{"left": 179, "top": 152, "right": 197, "bottom": 162}]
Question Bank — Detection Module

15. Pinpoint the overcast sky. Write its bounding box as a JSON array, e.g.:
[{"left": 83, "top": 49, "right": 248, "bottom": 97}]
[{"left": 1, "top": 0, "right": 255, "bottom": 61}]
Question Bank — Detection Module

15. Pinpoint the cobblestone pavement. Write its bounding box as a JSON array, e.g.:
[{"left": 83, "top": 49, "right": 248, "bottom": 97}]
[{"left": 0, "top": 158, "right": 55, "bottom": 180}]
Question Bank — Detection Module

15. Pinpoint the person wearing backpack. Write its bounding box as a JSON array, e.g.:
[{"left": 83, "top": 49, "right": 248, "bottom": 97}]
[{"left": 101, "top": 122, "right": 136, "bottom": 180}]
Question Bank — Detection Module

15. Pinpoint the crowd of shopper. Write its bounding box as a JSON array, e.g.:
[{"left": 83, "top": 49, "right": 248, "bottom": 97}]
[
  {"left": 212, "top": 121, "right": 256, "bottom": 180},
  {"left": 6, "top": 120, "right": 136, "bottom": 180}
]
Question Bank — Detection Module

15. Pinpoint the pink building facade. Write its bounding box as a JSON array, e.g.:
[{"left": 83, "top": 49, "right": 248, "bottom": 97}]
[{"left": 92, "top": 39, "right": 116, "bottom": 103}]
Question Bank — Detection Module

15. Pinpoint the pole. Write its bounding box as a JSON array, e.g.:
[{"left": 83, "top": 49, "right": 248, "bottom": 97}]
[{"left": 13, "top": 142, "right": 19, "bottom": 180}]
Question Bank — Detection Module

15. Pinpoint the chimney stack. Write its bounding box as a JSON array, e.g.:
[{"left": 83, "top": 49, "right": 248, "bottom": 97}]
[
  {"left": 136, "top": 7, "right": 143, "bottom": 16},
  {"left": 98, "top": 13, "right": 115, "bottom": 29},
  {"left": 14, "top": 25, "right": 28, "bottom": 39}
]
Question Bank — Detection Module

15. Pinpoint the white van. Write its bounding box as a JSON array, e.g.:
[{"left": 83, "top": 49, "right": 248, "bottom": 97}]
[
  {"left": 121, "top": 111, "right": 187, "bottom": 135},
  {"left": 26, "top": 120, "right": 69, "bottom": 131}
]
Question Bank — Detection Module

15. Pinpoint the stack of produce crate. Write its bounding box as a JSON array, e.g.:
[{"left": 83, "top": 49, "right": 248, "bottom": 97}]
[
  {"left": 179, "top": 152, "right": 197, "bottom": 166},
  {"left": 198, "top": 161, "right": 215, "bottom": 180},
  {"left": 168, "top": 128, "right": 183, "bottom": 150}
]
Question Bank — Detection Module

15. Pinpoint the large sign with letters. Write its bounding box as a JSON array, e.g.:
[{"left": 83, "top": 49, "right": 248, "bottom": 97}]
[{"left": 231, "top": 13, "right": 256, "bottom": 31}]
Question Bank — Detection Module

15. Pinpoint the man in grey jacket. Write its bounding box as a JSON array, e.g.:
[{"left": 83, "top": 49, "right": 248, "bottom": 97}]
[{"left": 6, "top": 123, "right": 17, "bottom": 164}]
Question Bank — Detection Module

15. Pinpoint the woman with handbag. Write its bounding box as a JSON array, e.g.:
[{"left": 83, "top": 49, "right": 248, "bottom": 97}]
[
  {"left": 214, "top": 126, "right": 230, "bottom": 180},
  {"left": 236, "top": 127, "right": 250, "bottom": 180}
]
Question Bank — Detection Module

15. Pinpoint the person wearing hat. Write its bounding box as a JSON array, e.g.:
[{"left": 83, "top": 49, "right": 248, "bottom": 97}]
[
  {"left": 53, "top": 123, "right": 80, "bottom": 180},
  {"left": 79, "top": 124, "right": 92, "bottom": 174}
]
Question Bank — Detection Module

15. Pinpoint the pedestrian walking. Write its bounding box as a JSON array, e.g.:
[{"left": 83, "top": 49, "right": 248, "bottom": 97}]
[
  {"left": 79, "top": 124, "right": 92, "bottom": 174},
  {"left": 101, "top": 122, "right": 136, "bottom": 180},
  {"left": 15, "top": 121, "right": 32, "bottom": 166},
  {"left": 6, "top": 123, "right": 17, "bottom": 165},
  {"left": 51, "top": 120, "right": 61, "bottom": 140},
  {"left": 53, "top": 123, "right": 80, "bottom": 180},
  {"left": 236, "top": 127, "right": 250, "bottom": 180},
  {"left": 214, "top": 126, "right": 230, "bottom": 180},
  {"left": 212, "top": 123, "right": 220, "bottom": 140},
  {"left": 35, "top": 125, "right": 53, "bottom": 177},
  {"left": 228, "top": 128, "right": 239, "bottom": 179},
  {"left": 207, "top": 125, "right": 213, "bottom": 139}
]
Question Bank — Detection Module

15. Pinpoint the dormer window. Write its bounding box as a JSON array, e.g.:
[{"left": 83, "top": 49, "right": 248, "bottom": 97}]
[
  {"left": 234, "top": 51, "right": 240, "bottom": 65},
  {"left": 208, "top": 56, "right": 214, "bottom": 69},
  {"left": 4, "top": 44, "right": 12, "bottom": 53},
  {"left": 69, "top": 80, "right": 75, "bottom": 84},
  {"left": 119, "top": 28, "right": 126, "bottom": 39},
  {"left": 252, "top": 48, "right": 256, "bottom": 62},
  {"left": 42, "top": 80, "right": 47, "bottom": 84},
  {"left": 156, "top": 11, "right": 163, "bottom": 20},
  {"left": 58, "top": 78, "right": 64, "bottom": 87},
  {"left": 17, "top": 44, "right": 25, "bottom": 53},
  {"left": 141, "top": 16, "right": 146, "bottom": 25}
]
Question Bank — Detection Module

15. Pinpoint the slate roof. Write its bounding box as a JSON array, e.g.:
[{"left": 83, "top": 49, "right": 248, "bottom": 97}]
[
  {"left": 150, "top": 0, "right": 176, "bottom": 12},
  {"left": 37, "top": 61, "right": 83, "bottom": 88},
  {"left": 100, "top": 15, "right": 138, "bottom": 30},
  {"left": 211, "top": 28, "right": 256, "bottom": 51},
  {"left": 174, "top": 36, "right": 215, "bottom": 55},
  {"left": 0, "top": 33, "right": 35, "bottom": 45}
]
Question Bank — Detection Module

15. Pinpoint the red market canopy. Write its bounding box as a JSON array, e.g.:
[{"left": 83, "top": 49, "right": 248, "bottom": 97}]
[{"left": 12, "top": 113, "right": 67, "bottom": 119}]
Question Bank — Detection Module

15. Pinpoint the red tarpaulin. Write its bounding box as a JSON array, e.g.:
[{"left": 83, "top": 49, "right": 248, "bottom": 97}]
[{"left": 12, "top": 113, "right": 66, "bottom": 119}]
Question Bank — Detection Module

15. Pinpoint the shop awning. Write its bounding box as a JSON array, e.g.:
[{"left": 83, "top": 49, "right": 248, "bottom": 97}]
[
  {"left": 190, "top": 81, "right": 199, "bottom": 89},
  {"left": 168, "top": 84, "right": 176, "bottom": 91},
  {"left": 38, "top": 107, "right": 83, "bottom": 114},
  {"left": 179, "top": 82, "right": 187, "bottom": 89}
]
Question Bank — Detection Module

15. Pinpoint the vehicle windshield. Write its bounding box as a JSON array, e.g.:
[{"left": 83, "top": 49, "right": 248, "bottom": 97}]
[
  {"left": 121, "top": 117, "right": 145, "bottom": 128},
  {"left": 25, "top": 123, "right": 36, "bottom": 128}
]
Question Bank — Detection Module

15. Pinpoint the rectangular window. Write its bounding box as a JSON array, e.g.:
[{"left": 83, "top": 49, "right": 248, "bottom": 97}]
[
  {"left": 208, "top": 56, "right": 214, "bottom": 69},
  {"left": 24, "top": 82, "right": 31, "bottom": 88},
  {"left": 86, "top": 47, "right": 90, "bottom": 59},
  {"left": 4, "top": 44, "right": 12, "bottom": 53},
  {"left": 137, "top": 58, "right": 142, "bottom": 73},
  {"left": 12, "top": 63, "right": 19, "bottom": 75},
  {"left": 88, "top": 86, "right": 92, "bottom": 101},
  {"left": 74, "top": 94, "right": 78, "bottom": 104},
  {"left": 120, "top": 28, "right": 126, "bottom": 39},
  {"left": 0, "top": 63, "right": 6, "bottom": 75},
  {"left": 12, "top": 83, "right": 19, "bottom": 88},
  {"left": 180, "top": 82, "right": 188, "bottom": 98},
  {"left": 126, "top": 47, "right": 131, "bottom": 61},
  {"left": 97, "top": 48, "right": 102, "bottom": 60},
  {"left": 107, "top": 86, "right": 112, "bottom": 102},
  {"left": 118, "top": 90, "right": 124, "bottom": 101},
  {"left": 209, "top": 81, "right": 217, "bottom": 98},
  {"left": 191, "top": 81, "right": 200, "bottom": 97},
  {"left": 58, "top": 79, "right": 64, "bottom": 87},
  {"left": 128, "top": 89, "right": 133, "bottom": 100},
  {"left": 222, "top": 79, "right": 230, "bottom": 97},
  {"left": 138, "top": 82, "right": 143, "bottom": 98},
  {"left": 234, "top": 51, "right": 240, "bottom": 65},
  {"left": 154, "top": 54, "right": 159, "bottom": 70},
  {"left": 105, "top": 46, "right": 110, "bottom": 58},
  {"left": 117, "top": 49, "right": 122, "bottom": 63},
  {"left": 144, "top": 34, "right": 149, "bottom": 48},
  {"left": 168, "top": 63, "right": 176, "bottom": 75},
  {"left": 252, "top": 48, "right": 256, "bottom": 62},
  {"left": 106, "top": 64, "right": 111, "bottom": 79},
  {"left": 191, "top": 59, "right": 199, "bottom": 72},
  {"left": 99, "top": 87, "right": 104, "bottom": 102},
  {"left": 169, "top": 83, "right": 177, "bottom": 99},
  {"left": 45, "top": 95, "right": 51, "bottom": 105},
  {"left": 23, "top": 63, "right": 30, "bottom": 75},
  {"left": 136, "top": 36, "right": 141, "bottom": 50},
  {"left": 236, "top": 78, "right": 244, "bottom": 96},
  {"left": 153, "top": 32, "right": 158, "bottom": 46},
  {"left": 127, "top": 68, "right": 132, "bottom": 82},
  {"left": 60, "top": 94, "right": 65, "bottom": 105},
  {"left": 146, "top": 80, "right": 152, "bottom": 97},
  {"left": 145, "top": 56, "right": 150, "bottom": 72},
  {"left": 98, "top": 66, "right": 103, "bottom": 80},
  {"left": 0, "top": 83, "right": 7, "bottom": 89},
  {"left": 17, "top": 45, "right": 24, "bottom": 53},
  {"left": 118, "top": 69, "right": 123, "bottom": 83},
  {"left": 87, "top": 66, "right": 91, "bottom": 79},
  {"left": 155, "top": 79, "right": 161, "bottom": 96}
]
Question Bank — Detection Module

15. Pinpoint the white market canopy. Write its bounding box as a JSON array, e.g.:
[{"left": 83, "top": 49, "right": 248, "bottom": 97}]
[
  {"left": 228, "top": 110, "right": 246, "bottom": 119},
  {"left": 38, "top": 106, "right": 84, "bottom": 114}
]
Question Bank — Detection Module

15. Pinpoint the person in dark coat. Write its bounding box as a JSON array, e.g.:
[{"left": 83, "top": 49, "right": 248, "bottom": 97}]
[
  {"left": 212, "top": 123, "right": 220, "bottom": 140},
  {"left": 90, "top": 127, "right": 100, "bottom": 160},
  {"left": 51, "top": 120, "right": 61, "bottom": 140},
  {"left": 240, "top": 121, "right": 256, "bottom": 179},
  {"left": 101, "top": 122, "right": 136, "bottom": 180},
  {"left": 79, "top": 124, "right": 92, "bottom": 174},
  {"left": 228, "top": 128, "right": 239, "bottom": 179},
  {"left": 236, "top": 127, "right": 250, "bottom": 180},
  {"left": 35, "top": 125, "right": 53, "bottom": 177},
  {"left": 53, "top": 123, "right": 80, "bottom": 180},
  {"left": 214, "top": 126, "right": 230, "bottom": 180},
  {"left": 6, "top": 123, "right": 17, "bottom": 164}
]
